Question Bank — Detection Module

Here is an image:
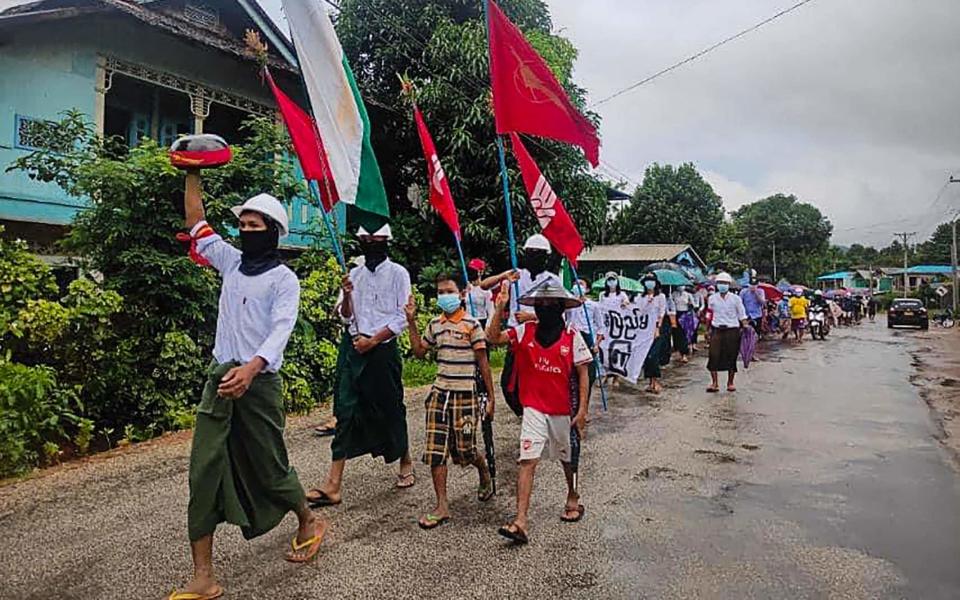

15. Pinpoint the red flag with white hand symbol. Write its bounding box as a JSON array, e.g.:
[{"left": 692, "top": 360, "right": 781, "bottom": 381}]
[
  {"left": 414, "top": 105, "right": 461, "bottom": 239},
  {"left": 509, "top": 132, "right": 584, "bottom": 266}
]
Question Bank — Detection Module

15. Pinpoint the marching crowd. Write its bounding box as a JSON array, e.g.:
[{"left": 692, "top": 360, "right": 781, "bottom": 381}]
[{"left": 167, "top": 175, "right": 873, "bottom": 600}]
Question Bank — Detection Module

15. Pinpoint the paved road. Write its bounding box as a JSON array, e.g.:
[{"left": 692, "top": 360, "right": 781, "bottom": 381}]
[{"left": 2, "top": 320, "right": 959, "bottom": 599}]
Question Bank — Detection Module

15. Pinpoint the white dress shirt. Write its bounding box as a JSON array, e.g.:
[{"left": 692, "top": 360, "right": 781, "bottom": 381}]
[
  {"left": 341, "top": 259, "right": 411, "bottom": 338},
  {"left": 599, "top": 291, "right": 629, "bottom": 310},
  {"left": 634, "top": 293, "right": 667, "bottom": 322},
  {"left": 465, "top": 284, "right": 494, "bottom": 320},
  {"left": 565, "top": 299, "right": 603, "bottom": 336},
  {"left": 193, "top": 221, "right": 299, "bottom": 373},
  {"left": 509, "top": 269, "right": 561, "bottom": 327},
  {"left": 672, "top": 290, "right": 694, "bottom": 312},
  {"left": 708, "top": 292, "right": 747, "bottom": 328}
]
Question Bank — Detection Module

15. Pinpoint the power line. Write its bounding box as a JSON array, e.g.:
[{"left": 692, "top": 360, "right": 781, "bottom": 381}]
[{"left": 591, "top": 0, "right": 819, "bottom": 108}]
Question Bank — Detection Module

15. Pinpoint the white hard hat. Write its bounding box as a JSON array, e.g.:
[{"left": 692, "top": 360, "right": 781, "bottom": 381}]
[
  {"left": 357, "top": 224, "right": 393, "bottom": 240},
  {"left": 714, "top": 272, "right": 734, "bottom": 284},
  {"left": 523, "top": 233, "right": 552, "bottom": 253},
  {"left": 231, "top": 193, "right": 289, "bottom": 237}
]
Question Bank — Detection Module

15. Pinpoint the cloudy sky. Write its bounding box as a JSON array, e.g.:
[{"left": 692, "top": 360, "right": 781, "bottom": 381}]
[{"left": 259, "top": 0, "right": 960, "bottom": 246}]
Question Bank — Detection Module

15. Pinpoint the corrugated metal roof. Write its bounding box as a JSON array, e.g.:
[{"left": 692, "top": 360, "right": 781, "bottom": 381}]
[
  {"left": 905, "top": 265, "right": 954, "bottom": 275},
  {"left": 580, "top": 244, "right": 694, "bottom": 263},
  {"left": 816, "top": 271, "right": 854, "bottom": 280}
]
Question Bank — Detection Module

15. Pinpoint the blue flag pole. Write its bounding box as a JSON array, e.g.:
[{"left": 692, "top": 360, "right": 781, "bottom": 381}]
[
  {"left": 308, "top": 179, "right": 347, "bottom": 272},
  {"left": 454, "top": 235, "right": 478, "bottom": 317},
  {"left": 570, "top": 264, "right": 608, "bottom": 411},
  {"left": 496, "top": 137, "right": 521, "bottom": 313}
]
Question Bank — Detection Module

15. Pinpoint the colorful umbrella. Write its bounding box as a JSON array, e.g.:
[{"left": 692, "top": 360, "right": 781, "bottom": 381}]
[
  {"left": 758, "top": 282, "right": 783, "bottom": 301},
  {"left": 653, "top": 269, "right": 691, "bottom": 287},
  {"left": 740, "top": 326, "right": 758, "bottom": 368},
  {"left": 592, "top": 275, "right": 643, "bottom": 293}
]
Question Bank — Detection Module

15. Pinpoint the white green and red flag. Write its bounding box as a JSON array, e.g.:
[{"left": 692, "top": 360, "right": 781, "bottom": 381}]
[
  {"left": 509, "top": 132, "right": 584, "bottom": 266},
  {"left": 413, "top": 105, "right": 460, "bottom": 239},
  {"left": 281, "top": 0, "right": 389, "bottom": 218}
]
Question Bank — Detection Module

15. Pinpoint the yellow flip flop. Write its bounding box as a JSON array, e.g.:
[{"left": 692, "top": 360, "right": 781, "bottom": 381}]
[
  {"left": 167, "top": 586, "right": 223, "bottom": 600},
  {"left": 285, "top": 521, "right": 326, "bottom": 563}
]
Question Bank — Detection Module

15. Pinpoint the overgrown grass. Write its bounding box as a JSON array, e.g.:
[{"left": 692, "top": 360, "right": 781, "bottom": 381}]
[{"left": 402, "top": 348, "right": 506, "bottom": 388}]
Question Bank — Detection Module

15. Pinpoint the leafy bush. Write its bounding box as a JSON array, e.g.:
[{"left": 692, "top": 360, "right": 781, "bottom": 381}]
[
  {"left": 0, "top": 226, "right": 58, "bottom": 332},
  {"left": 0, "top": 359, "right": 79, "bottom": 477}
]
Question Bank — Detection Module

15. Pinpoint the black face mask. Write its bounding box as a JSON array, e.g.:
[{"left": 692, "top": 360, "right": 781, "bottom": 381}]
[
  {"left": 360, "top": 239, "right": 389, "bottom": 271},
  {"left": 534, "top": 302, "right": 565, "bottom": 347},
  {"left": 467, "top": 268, "right": 480, "bottom": 281},
  {"left": 524, "top": 250, "right": 548, "bottom": 276},
  {"left": 239, "top": 224, "right": 281, "bottom": 276}
]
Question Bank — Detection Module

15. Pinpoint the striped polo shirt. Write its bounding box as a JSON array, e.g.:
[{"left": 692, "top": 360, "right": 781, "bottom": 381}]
[{"left": 423, "top": 308, "right": 486, "bottom": 392}]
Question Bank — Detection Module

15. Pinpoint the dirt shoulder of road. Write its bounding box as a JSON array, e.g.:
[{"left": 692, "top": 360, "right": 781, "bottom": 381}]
[{"left": 911, "top": 327, "right": 960, "bottom": 468}]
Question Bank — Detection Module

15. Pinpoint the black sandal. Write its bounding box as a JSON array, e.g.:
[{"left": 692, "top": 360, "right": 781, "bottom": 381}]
[
  {"left": 561, "top": 504, "right": 585, "bottom": 523},
  {"left": 306, "top": 489, "right": 341, "bottom": 508},
  {"left": 497, "top": 522, "right": 529, "bottom": 544}
]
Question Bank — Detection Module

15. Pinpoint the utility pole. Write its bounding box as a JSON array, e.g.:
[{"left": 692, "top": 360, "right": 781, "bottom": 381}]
[
  {"left": 894, "top": 232, "right": 916, "bottom": 296},
  {"left": 772, "top": 240, "right": 778, "bottom": 281},
  {"left": 948, "top": 177, "right": 960, "bottom": 313}
]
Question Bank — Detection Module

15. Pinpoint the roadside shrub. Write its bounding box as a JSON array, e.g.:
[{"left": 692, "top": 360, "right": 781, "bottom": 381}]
[
  {"left": 0, "top": 360, "right": 79, "bottom": 477},
  {"left": 0, "top": 226, "right": 58, "bottom": 332}
]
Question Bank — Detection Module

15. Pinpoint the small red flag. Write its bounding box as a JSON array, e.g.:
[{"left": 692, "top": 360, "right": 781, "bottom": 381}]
[
  {"left": 265, "top": 69, "right": 339, "bottom": 211},
  {"left": 487, "top": 0, "right": 600, "bottom": 167},
  {"left": 509, "top": 133, "right": 584, "bottom": 266},
  {"left": 414, "top": 105, "right": 461, "bottom": 239}
]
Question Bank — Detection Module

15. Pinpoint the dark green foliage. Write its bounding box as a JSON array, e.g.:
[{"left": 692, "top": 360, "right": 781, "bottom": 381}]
[
  {"left": 334, "top": 0, "right": 607, "bottom": 277},
  {"left": 730, "top": 194, "right": 833, "bottom": 282},
  {"left": 608, "top": 163, "right": 725, "bottom": 257}
]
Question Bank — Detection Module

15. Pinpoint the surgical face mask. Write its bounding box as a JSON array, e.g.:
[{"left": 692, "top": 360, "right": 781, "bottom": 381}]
[
  {"left": 436, "top": 293, "right": 462, "bottom": 314},
  {"left": 359, "top": 239, "right": 388, "bottom": 271},
  {"left": 605, "top": 278, "right": 617, "bottom": 290},
  {"left": 643, "top": 280, "right": 656, "bottom": 291},
  {"left": 717, "top": 283, "right": 730, "bottom": 294}
]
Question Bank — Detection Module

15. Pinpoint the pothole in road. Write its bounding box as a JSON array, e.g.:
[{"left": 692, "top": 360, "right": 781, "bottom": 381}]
[
  {"left": 694, "top": 449, "right": 739, "bottom": 463},
  {"left": 634, "top": 465, "right": 697, "bottom": 481}
]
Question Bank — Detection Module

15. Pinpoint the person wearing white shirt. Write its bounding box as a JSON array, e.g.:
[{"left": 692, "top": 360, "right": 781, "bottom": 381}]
[
  {"left": 598, "top": 271, "right": 630, "bottom": 310},
  {"left": 174, "top": 171, "right": 324, "bottom": 600},
  {"left": 638, "top": 274, "right": 670, "bottom": 393},
  {"left": 706, "top": 272, "right": 749, "bottom": 393},
  {"left": 306, "top": 224, "right": 416, "bottom": 508},
  {"left": 670, "top": 286, "right": 693, "bottom": 363},
  {"left": 477, "top": 234, "right": 562, "bottom": 415},
  {"left": 465, "top": 258, "right": 495, "bottom": 326},
  {"left": 567, "top": 278, "right": 604, "bottom": 395}
]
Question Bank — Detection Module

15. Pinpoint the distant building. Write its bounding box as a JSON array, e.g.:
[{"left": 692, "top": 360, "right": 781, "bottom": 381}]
[
  {"left": 577, "top": 243, "right": 708, "bottom": 283},
  {"left": 0, "top": 0, "right": 334, "bottom": 252},
  {"left": 816, "top": 269, "right": 893, "bottom": 292},
  {"left": 887, "top": 265, "right": 955, "bottom": 294}
]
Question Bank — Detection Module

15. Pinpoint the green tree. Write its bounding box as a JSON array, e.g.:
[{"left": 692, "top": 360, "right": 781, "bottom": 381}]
[
  {"left": 7, "top": 112, "right": 342, "bottom": 445},
  {"left": 916, "top": 221, "right": 954, "bottom": 265},
  {"left": 334, "top": 0, "right": 608, "bottom": 276},
  {"left": 706, "top": 220, "right": 748, "bottom": 274},
  {"left": 608, "top": 163, "right": 724, "bottom": 257},
  {"left": 731, "top": 193, "right": 833, "bottom": 283}
]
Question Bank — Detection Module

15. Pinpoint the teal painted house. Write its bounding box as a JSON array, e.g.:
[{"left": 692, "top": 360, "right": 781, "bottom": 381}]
[{"left": 0, "top": 0, "right": 333, "bottom": 252}]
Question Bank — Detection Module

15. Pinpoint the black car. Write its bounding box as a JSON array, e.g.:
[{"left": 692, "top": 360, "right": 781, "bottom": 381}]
[{"left": 888, "top": 299, "right": 928, "bottom": 329}]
